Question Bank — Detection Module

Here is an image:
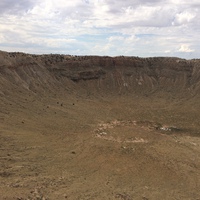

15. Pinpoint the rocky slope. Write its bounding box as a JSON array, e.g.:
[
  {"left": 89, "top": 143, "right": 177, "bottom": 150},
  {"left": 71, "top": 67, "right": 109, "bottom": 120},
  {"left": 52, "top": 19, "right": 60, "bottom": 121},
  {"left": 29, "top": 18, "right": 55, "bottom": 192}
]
[{"left": 1, "top": 50, "right": 200, "bottom": 98}]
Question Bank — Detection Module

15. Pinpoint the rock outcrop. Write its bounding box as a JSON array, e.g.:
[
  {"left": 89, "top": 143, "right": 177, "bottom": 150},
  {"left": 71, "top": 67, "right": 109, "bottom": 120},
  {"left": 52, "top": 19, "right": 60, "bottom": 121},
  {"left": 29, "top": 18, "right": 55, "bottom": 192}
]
[{"left": 1, "top": 50, "right": 200, "bottom": 98}]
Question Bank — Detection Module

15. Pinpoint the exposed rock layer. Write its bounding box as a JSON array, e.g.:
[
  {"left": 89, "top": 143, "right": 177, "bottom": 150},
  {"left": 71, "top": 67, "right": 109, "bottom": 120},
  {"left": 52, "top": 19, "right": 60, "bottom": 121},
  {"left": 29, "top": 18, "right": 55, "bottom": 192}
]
[{"left": 1, "top": 50, "right": 200, "bottom": 98}]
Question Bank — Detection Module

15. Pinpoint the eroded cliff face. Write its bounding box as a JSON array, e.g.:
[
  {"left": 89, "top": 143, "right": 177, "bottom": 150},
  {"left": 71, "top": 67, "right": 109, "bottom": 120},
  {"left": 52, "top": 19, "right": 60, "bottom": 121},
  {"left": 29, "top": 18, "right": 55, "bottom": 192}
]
[{"left": 1, "top": 50, "right": 200, "bottom": 98}]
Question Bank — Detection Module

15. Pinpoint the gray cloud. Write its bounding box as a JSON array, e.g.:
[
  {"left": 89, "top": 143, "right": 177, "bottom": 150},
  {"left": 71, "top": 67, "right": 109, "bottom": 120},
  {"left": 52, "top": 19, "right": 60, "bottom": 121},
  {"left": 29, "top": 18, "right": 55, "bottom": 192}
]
[{"left": 0, "top": 0, "right": 37, "bottom": 15}]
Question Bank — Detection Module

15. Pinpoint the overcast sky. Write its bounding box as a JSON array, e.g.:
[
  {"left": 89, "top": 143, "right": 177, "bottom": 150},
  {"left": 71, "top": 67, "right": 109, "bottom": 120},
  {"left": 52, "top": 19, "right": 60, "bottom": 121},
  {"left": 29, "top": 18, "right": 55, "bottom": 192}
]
[{"left": 0, "top": 0, "right": 200, "bottom": 58}]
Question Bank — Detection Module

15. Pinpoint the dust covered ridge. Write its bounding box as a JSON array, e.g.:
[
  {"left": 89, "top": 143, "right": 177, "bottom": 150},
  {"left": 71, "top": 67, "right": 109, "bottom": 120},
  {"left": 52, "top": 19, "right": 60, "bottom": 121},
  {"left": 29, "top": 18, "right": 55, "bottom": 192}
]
[{"left": 1, "top": 50, "right": 200, "bottom": 98}]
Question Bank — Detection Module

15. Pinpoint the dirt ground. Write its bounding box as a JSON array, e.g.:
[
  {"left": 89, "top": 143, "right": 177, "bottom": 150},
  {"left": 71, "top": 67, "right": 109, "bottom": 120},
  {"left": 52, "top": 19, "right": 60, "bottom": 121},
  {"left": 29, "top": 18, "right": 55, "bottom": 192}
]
[{"left": 0, "top": 94, "right": 200, "bottom": 200}]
